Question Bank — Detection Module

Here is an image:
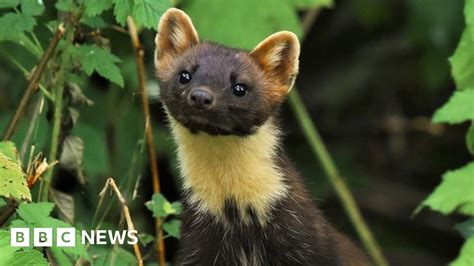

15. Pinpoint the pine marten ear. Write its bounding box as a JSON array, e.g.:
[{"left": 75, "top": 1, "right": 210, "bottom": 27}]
[
  {"left": 155, "top": 8, "right": 199, "bottom": 66},
  {"left": 250, "top": 31, "right": 300, "bottom": 95}
]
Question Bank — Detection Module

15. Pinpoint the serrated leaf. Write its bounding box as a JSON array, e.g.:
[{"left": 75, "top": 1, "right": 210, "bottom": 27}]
[
  {"left": 146, "top": 193, "right": 181, "bottom": 218},
  {"left": 132, "top": 0, "right": 170, "bottom": 29},
  {"left": 16, "top": 202, "right": 55, "bottom": 223},
  {"left": 183, "top": 0, "right": 302, "bottom": 50},
  {"left": 0, "top": 153, "right": 30, "bottom": 201},
  {"left": 0, "top": 0, "right": 19, "bottom": 8},
  {"left": 163, "top": 220, "right": 181, "bottom": 238},
  {"left": 419, "top": 163, "right": 474, "bottom": 215},
  {"left": 0, "top": 13, "right": 36, "bottom": 42},
  {"left": 15, "top": 202, "right": 90, "bottom": 261},
  {"left": 11, "top": 250, "right": 48, "bottom": 266},
  {"left": 451, "top": 237, "right": 474, "bottom": 266},
  {"left": 84, "top": 0, "right": 113, "bottom": 17},
  {"left": 20, "top": 0, "right": 44, "bottom": 16},
  {"left": 449, "top": 30, "right": 474, "bottom": 89},
  {"left": 0, "top": 141, "right": 18, "bottom": 162},
  {"left": 467, "top": 123, "right": 474, "bottom": 155},
  {"left": 73, "top": 45, "right": 124, "bottom": 87},
  {"left": 456, "top": 218, "right": 474, "bottom": 239},
  {"left": 0, "top": 230, "right": 48, "bottom": 266},
  {"left": 432, "top": 89, "right": 474, "bottom": 124},
  {"left": 113, "top": 0, "right": 133, "bottom": 26},
  {"left": 146, "top": 193, "right": 167, "bottom": 218},
  {"left": 55, "top": 0, "right": 76, "bottom": 11}
]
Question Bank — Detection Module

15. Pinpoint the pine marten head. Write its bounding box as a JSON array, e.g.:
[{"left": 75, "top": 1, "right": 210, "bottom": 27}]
[{"left": 155, "top": 8, "right": 300, "bottom": 136}]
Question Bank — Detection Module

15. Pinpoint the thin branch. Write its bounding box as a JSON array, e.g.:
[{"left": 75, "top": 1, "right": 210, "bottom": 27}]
[
  {"left": 2, "top": 24, "right": 65, "bottom": 141},
  {"left": 126, "top": 16, "right": 165, "bottom": 266},
  {"left": 103, "top": 178, "right": 144, "bottom": 266},
  {"left": 284, "top": 8, "right": 388, "bottom": 266}
]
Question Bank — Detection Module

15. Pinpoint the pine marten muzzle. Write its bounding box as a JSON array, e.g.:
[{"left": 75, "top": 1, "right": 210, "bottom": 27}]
[{"left": 155, "top": 8, "right": 370, "bottom": 266}]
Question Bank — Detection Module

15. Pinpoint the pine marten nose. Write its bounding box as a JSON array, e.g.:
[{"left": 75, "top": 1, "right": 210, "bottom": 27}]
[{"left": 188, "top": 88, "right": 215, "bottom": 110}]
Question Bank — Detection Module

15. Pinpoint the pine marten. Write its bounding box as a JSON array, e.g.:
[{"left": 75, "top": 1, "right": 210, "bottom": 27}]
[{"left": 154, "top": 8, "right": 370, "bottom": 266}]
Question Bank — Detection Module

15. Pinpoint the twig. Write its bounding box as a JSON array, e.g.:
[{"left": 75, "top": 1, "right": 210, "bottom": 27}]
[
  {"left": 285, "top": 8, "right": 389, "bottom": 266},
  {"left": 126, "top": 16, "right": 165, "bottom": 266},
  {"left": 103, "top": 178, "right": 144, "bottom": 266},
  {"left": 2, "top": 24, "right": 65, "bottom": 141}
]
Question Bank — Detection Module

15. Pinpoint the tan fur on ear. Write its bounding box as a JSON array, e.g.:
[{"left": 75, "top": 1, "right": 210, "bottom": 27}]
[
  {"left": 250, "top": 31, "right": 300, "bottom": 96},
  {"left": 155, "top": 8, "right": 199, "bottom": 77}
]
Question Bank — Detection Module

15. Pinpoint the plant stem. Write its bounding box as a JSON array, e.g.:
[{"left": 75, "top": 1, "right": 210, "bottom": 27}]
[
  {"left": 284, "top": 8, "right": 388, "bottom": 266},
  {"left": 126, "top": 16, "right": 165, "bottom": 265},
  {"left": 287, "top": 90, "right": 388, "bottom": 266},
  {"left": 2, "top": 25, "right": 65, "bottom": 141},
  {"left": 38, "top": 44, "right": 71, "bottom": 202}
]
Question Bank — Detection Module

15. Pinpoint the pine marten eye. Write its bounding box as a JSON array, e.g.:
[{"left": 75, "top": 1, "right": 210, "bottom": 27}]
[
  {"left": 232, "top": 83, "right": 247, "bottom": 97},
  {"left": 179, "top": 71, "right": 192, "bottom": 84}
]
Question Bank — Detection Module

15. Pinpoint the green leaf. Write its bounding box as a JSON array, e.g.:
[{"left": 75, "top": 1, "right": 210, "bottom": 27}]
[
  {"left": 163, "top": 220, "right": 181, "bottom": 238},
  {"left": 0, "top": 230, "right": 48, "bottom": 266},
  {"left": 183, "top": 0, "right": 302, "bottom": 50},
  {"left": 20, "top": 0, "right": 44, "bottom": 16},
  {"left": 0, "top": 230, "right": 16, "bottom": 266},
  {"left": 419, "top": 163, "right": 474, "bottom": 215},
  {"left": 451, "top": 237, "right": 474, "bottom": 266},
  {"left": 0, "top": 0, "right": 19, "bottom": 8},
  {"left": 81, "top": 16, "right": 108, "bottom": 28},
  {"left": 0, "top": 153, "right": 30, "bottom": 201},
  {"left": 467, "top": 123, "right": 474, "bottom": 155},
  {"left": 132, "top": 0, "right": 170, "bottom": 29},
  {"left": 84, "top": 0, "right": 113, "bottom": 16},
  {"left": 10, "top": 250, "right": 48, "bottom": 266},
  {"left": 0, "top": 141, "right": 18, "bottom": 162},
  {"left": 0, "top": 13, "right": 36, "bottom": 42},
  {"left": 146, "top": 193, "right": 167, "bottom": 218},
  {"left": 171, "top": 201, "right": 183, "bottom": 215},
  {"left": 16, "top": 202, "right": 55, "bottom": 223},
  {"left": 73, "top": 44, "right": 124, "bottom": 87},
  {"left": 432, "top": 89, "right": 474, "bottom": 124},
  {"left": 146, "top": 193, "right": 181, "bottom": 218},
  {"left": 456, "top": 218, "right": 474, "bottom": 239},
  {"left": 450, "top": 30, "right": 474, "bottom": 89},
  {"left": 15, "top": 203, "right": 90, "bottom": 261},
  {"left": 93, "top": 246, "right": 136, "bottom": 266},
  {"left": 113, "top": 0, "right": 133, "bottom": 26},
  {"left": 289, "top": 0, "right": 333, "bottom": 9},
  {"left": 55, "top": 0, "right": 76, "bottom": 12},
  {"left": 138, "top": 233, "right": 154, "bottom": 246}
]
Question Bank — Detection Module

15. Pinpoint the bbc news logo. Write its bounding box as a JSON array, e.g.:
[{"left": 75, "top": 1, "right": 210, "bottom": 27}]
[{"left": 11, "top": 228, "right": 138, "bottom": 247}]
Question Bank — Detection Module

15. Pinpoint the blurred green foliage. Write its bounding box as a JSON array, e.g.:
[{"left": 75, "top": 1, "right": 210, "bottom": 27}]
[{"left": 0, "top": 0, "right": 471, "bottom": 264}]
